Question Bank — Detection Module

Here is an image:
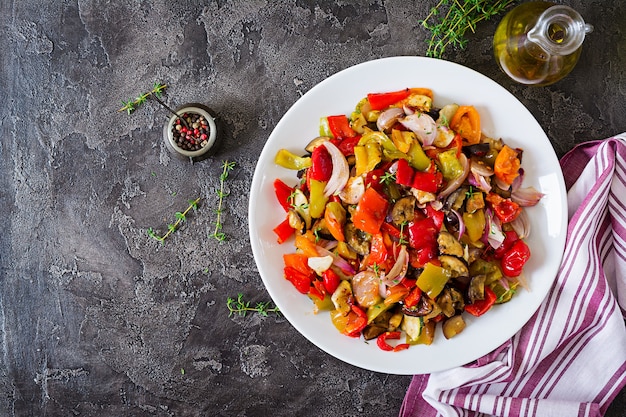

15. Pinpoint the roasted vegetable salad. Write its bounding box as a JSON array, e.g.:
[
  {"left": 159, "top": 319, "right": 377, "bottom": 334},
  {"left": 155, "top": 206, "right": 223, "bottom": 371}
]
[{"left": 272, "top": 87, "right": 543, "bottom": 350}]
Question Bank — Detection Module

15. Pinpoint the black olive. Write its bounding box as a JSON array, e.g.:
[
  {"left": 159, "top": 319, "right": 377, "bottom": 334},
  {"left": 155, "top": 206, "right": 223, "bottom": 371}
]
[
  {"left": 463, "top": 143, "right": 490, "bottom": 157},
  {"left": 426, "top": 108, "right": 440, "bottom": 121}
]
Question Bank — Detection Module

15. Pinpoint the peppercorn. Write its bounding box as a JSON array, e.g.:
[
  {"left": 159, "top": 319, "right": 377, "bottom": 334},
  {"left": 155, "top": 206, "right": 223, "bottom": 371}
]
[{"left": 171, "top": 112, "right": 211, "bottom": 152}]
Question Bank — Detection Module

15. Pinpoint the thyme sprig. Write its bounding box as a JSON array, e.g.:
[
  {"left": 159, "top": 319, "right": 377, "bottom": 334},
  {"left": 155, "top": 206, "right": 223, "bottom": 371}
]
[
  {"left": 147, "top": 198, "right": 201, "bottom": 244},
  {"left": 421, "top": 0, "right": 515, "bottom": 58},
  {"left": 119, "top": 82, "right": 187, "bottom": 127},
  {"left": 210, "top": 160, "right": 236, "bottom": 242},
  {"left": 227, "top": 293, "right": 280, "bottom": 317},
  {"left": 119, "top": 82, "right": 168, "bottom": 115}
]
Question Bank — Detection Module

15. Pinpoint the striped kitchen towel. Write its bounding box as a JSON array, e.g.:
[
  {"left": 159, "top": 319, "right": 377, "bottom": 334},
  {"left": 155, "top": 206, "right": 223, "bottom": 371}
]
[{"left": 400, "top": 133, "right": 626, "bottom": 417}]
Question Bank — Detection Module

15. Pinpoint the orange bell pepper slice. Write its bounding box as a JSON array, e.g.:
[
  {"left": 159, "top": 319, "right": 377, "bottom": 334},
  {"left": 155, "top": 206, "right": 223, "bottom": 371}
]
[
  {"left": 450, "top": 105, "right": 481, "bottom": 145},
  {"left": 409, "top": 87, "right": 433, "bottom": 99},
  {"left": 324, "top": 202, "right": 346, "bottom": 242},
  {"left": 283, "top": 253, "right": 313, "bottom": 277},
  {"left": 294, "top": 233, "right": 319, "bottom": 257},
  {"left": 352, "top": 187, "right": 389, "bottom": 234},
  {"left": 494, "top": 145, "right": 521, "bottom": 185}
]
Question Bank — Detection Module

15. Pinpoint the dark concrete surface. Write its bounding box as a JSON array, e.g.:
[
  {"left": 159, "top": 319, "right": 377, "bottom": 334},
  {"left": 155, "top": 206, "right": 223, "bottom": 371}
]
[{"left": 1, "top": 1, "right": 624, "bottom": 416}]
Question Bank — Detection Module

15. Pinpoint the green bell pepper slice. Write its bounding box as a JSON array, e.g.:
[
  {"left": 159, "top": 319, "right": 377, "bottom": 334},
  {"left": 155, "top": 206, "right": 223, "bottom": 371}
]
[
  {"left": 275, "top": 149, "right": 312, "bottom": 170},
  {"left": 416, "top": 262, "right": 451, "bottom": 299}
]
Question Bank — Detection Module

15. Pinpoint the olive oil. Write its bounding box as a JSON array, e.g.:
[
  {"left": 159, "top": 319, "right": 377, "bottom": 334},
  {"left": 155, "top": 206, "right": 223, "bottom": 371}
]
[{"left": 493, "top": 2, "right": 592, "bottom": 86}]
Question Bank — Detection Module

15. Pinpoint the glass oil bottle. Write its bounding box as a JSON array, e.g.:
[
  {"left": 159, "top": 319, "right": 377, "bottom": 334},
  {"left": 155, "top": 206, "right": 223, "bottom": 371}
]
[{"left": 493, "top": 2, "right": 593, "bottom": 86}]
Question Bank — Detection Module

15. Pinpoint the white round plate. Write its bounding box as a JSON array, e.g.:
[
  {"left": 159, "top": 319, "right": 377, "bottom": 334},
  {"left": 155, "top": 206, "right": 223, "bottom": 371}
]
[{"left": 248, "top": 56, "right": 567, "bottom": 375}]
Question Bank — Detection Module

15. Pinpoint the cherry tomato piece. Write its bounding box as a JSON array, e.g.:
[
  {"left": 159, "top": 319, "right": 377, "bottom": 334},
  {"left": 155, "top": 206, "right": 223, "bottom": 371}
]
[{"left": 501, "top": 240, "right": 531, "bottom": 277}]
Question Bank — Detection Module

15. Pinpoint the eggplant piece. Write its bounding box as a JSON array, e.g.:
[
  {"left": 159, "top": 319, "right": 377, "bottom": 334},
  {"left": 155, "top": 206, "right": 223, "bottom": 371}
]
[
  {"left": 442, "top": 315, "right": 466, "bottom": 339},
  {"left": 439, "top": 255, "right": 469, "bottom": 278},
  {"left": 402, "top": 295, "right": 433, "bottom": 317},
  {"left": 304, "top": 136, "right": 330, "bottom": 153},
  {"left": 467, "top": 274, "right": 487, "bottom": 304},
  {"left": 363, "top": 309, "right": 393, "bottom": 340},
  {"left": 444, "top": 186, "right": 468, "bottom": 212},
  {"left": 437, "top": 287, "right": 465, "bottom": 318},
  {"left": 436, "top": 103, "right": 459, "bottom": 127},
  {"left": 465, "top": 191, "right": 485, "bottom": 213},
  {"left": 287, "top": 210, "right": 305, "bottom": 234},
  {"left": 344, "top": 222, "right": 371, "bottom": 256},
  {"left": 438, "top": 232, "right": 464, "bottom": 257},
  {"left": 391, "top": 196, "right": 417, "bottom": 226},
  {"left": 363, "top": 325, "right": 387, "bottom": 341}
]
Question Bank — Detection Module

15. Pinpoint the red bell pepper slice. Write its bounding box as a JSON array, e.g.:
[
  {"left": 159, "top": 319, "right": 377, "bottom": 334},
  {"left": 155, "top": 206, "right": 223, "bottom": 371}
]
[
  {"left": 310, "top": 279, "right": 327, "bottom": 301},
  {"left": 376, "top": 331, "right": 410, "bottom": 352},
  {"left": 284, "top": 266, "right": 312, "bottom": 294},
  {"left": 501, "top": 239, "right": 531, "bottom": 277},
  {"left": 366, "top": 233, "right": 389, "bottom": 266},
  {"left": 409, "top": 245, "right": 438, "bottom": 268},
  {"left": 465, "top": 287, "right": 497, "bottom": 317},
  {"left": 332, "top": 135, "right": 361, "bottom": 156},
  {"left": 412, "top": 170, "right": 442, "bottom": 194},
  {"left": 403, "top": 286, "right": 422, "bottom": 309},
  {"left": 407, "top": 218, "right": 438, "bottom": 250},
  {"left": 327, "top": 115, "right": 357, "bottom": 139},
  {"left": 309, "top": 145, "right": 333, "bottom": 181},
  {"left": 273, "top": 179, "right": 294, "bottom": 212},
  {"left": 363, "top": 169, "right": 387, "bottom": 194},
  {"left": 423, "top": 203, "right": 444, "bottom": 230},
  {"left": 352, "top": 187, "right": 389, "bottom": 234},
  {"left": 322, "top": 269, "right": 341, "bottom": 294},
  {"left": 407, "top": 218, "right": 439, "bottom": 267},
  {"left": 273, "top": 217, "right": 295, "bottom": 244},
  {"left": 367, "top": 89, "right": 411, "bottom": 111},
  {"left": 395, "top": 158, "right": 415, "bottom": 187},
  {"left": 345, "top": 305, "right": 368, "bottom": 337},
  {"left": 381, "top": 222, "right": 408, "bottom": 243}
]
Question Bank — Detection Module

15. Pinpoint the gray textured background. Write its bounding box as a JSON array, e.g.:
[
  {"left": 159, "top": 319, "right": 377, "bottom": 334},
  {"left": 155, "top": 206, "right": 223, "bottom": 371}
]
[{"left": 1, "top": 0, "right": 625, "bottom": 416}]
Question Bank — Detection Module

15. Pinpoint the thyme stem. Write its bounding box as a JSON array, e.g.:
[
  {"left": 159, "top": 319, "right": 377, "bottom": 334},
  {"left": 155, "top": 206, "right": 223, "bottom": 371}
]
[
  {"left": 227, "top": 293, "right": 280, "bottom": 317},
  {"left": 421, "top": 0, "right": 515, "bottom": 58},
  {"left": 210, "top": 160, "right": 236, "bottom": 242},
  {"left": 147, "top": 197, "right": 201, "bottom": 244}
]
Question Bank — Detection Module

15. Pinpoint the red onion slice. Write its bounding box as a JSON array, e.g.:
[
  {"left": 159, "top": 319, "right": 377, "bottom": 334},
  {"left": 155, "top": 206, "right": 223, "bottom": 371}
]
[
  {"left": 469, "top": 171, "right": 492, "bottom": 193},
  {"left": 484, "top": 209, "right": 505, "bottom": 249},
  {"left": 315, "top": 246, "right": 356, "bottom": 276},
  {"left": 511, "top": 186, "right": 544, "bottom": 207},
  {"left": 322, "top": 141, "right": 349, "bottom": 197},
  {"left": 510, "top": 209, "right": 531, "bottom": 239},
  {"left": 338, "top": 175, "right": 365, "bottom": 204},
  {"left": 470, "top": 159, "right": 494, "bottom": 177},
  {"left": 450, "top": 209, "right": 465, "bottom": 241},
  {"left": 381, "top": 245, "right": 409, "bottom": 287},
  {"left": 399, "top": 113, "right": 437, "bottom": 146},
  {"left": 376, "top": 107, "right": 405, "bottom": 131}
]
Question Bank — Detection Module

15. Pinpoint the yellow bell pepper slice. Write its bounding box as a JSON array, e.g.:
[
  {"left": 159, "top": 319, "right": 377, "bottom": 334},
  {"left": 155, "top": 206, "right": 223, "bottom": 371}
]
[{"left": 308, "top": 179, "right": 328, "bottom": 219}]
